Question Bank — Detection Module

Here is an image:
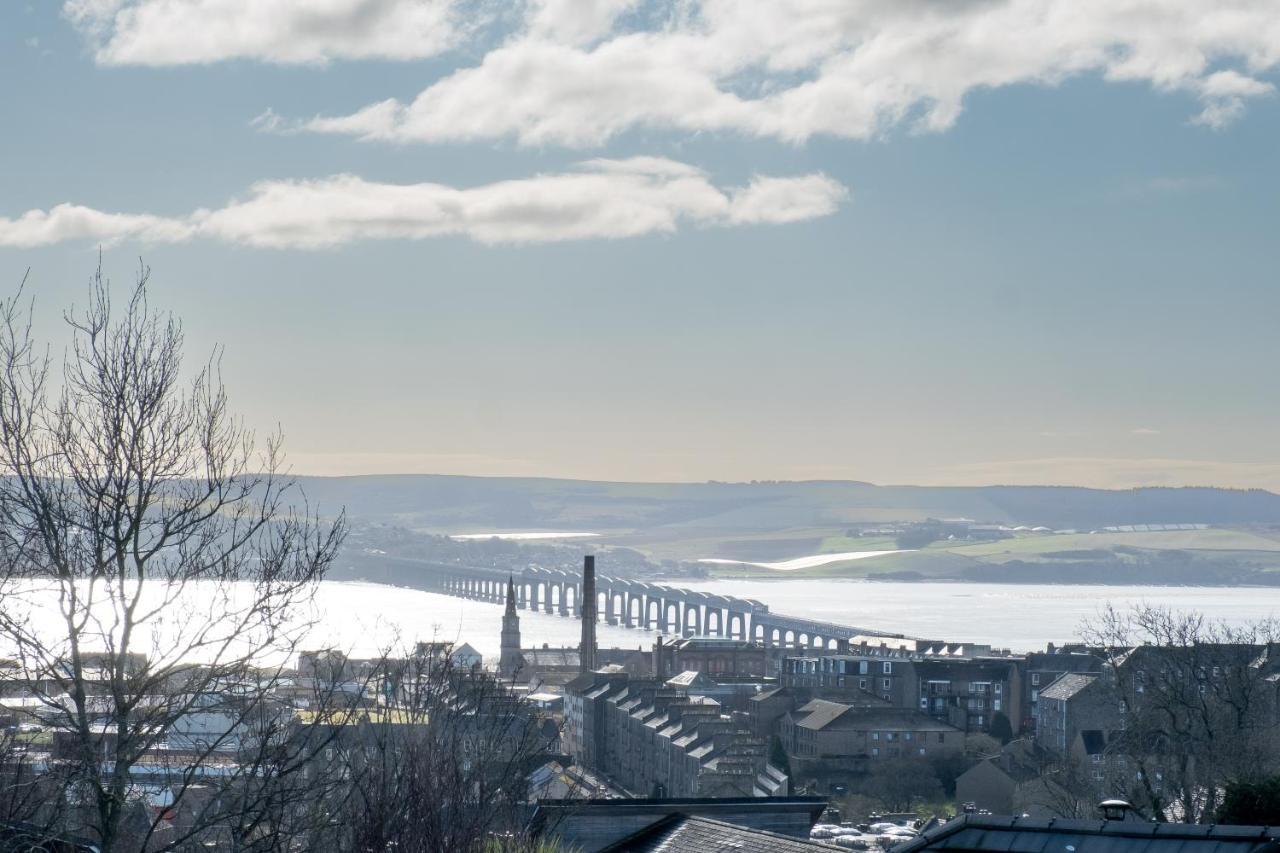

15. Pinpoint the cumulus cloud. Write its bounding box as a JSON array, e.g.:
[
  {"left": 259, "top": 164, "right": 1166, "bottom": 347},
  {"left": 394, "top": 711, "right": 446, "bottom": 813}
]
[
  {"left": 63, "top": 0, "right": 469, "bottom": 65},
  {"left": 0, "top": 159, "right": 846, "bottom": 249},
  {"left": 278, "top": 0, "right": 1280, "bottom": 146}
]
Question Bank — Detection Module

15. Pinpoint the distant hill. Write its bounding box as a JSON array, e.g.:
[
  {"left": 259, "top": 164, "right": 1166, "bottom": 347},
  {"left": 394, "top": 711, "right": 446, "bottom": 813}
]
[{"left": 291, "top": 475, "right": 1280, "bottom": 533}]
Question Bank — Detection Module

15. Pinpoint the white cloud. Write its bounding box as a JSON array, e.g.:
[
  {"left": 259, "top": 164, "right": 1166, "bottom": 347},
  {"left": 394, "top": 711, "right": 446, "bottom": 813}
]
[
  {"left": 0, "top": 159, "right": 846, "bottom": 249},
  {"left": 280, "top": 0, "right": 1280, "bottom": 146},
  {"left": 63, "top": 0, "right": 468, "bottom": 65},
  {"left": 0, "top": 204, "right": 195, "bottom": 248}
]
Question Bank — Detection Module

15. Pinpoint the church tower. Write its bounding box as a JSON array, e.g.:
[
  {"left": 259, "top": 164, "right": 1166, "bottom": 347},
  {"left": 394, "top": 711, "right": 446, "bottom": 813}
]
[{"left": 499, "top": 575, "right": 523, "bottom": 677}]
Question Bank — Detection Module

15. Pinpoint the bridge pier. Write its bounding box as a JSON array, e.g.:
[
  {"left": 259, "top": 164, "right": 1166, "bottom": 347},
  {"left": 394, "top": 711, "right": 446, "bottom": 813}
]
[{"left": 421, "top": 563, "right": 895, "bottom": 655}]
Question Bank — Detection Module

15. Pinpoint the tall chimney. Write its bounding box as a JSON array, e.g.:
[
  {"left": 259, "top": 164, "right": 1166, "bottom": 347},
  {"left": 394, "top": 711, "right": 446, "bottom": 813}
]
[{"left": 580, "top": 555, "right": 597, "bottom": 673}]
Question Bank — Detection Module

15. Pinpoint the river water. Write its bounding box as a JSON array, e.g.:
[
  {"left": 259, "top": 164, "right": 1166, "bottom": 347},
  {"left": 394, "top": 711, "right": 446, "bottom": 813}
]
[
  {"left": 6, "top": 580, "right": 1279, "bottom": 664},
  {"left": 305, "top": 579, "right": 1280, "bottom": 658}
]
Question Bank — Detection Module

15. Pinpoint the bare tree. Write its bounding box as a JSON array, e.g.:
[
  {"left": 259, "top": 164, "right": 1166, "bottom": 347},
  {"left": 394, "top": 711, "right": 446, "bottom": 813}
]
[
  {"left": 860, "top": 757, "right": 944, "bottom": 814},
  {"left": 1082, "top": 605, "right": 1280, "bottom": 823},
  {"left": 0, "top": 262, "right": 344, "bottom": 852},
  {"left": 297, "top": 643, "right": 561, "bottom": 853}
]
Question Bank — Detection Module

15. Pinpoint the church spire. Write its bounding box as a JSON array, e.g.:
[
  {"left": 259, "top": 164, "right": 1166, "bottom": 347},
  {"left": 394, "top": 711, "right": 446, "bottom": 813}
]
[{"left": 499, "top": 574, "right": 522, "bottom": 677}]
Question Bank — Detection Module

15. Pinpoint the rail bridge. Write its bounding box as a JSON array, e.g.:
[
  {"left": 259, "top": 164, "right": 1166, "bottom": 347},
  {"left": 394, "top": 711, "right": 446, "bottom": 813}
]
[{"left": 422, "top": 562, "right": 904, "bottom": 650}]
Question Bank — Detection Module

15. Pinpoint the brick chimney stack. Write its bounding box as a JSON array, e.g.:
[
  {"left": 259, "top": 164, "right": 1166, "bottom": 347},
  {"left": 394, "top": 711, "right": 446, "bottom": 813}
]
[{"left": 580, "top": 555, "right": 596, "bottom": 673}]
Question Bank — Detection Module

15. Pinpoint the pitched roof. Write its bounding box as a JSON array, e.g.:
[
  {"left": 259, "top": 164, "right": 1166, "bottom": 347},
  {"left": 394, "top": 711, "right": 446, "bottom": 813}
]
[
  {"left": 600, "top": 814, "right": 834, "bottom": 852},
  {"left": 666, "top": 670, "right": 712, "bottom": 688},
  {"left": 1040, "top": 672, "right": 1098, "bottom": 701},
  {"left": 794, "top": 700, "right": 959, "bottom": 733},
  {"left": 893, "top": 814, "right": 1280, "bottom": 853},
  {"left": 793, "top": 699, "right": 853, "bottom": 730}
]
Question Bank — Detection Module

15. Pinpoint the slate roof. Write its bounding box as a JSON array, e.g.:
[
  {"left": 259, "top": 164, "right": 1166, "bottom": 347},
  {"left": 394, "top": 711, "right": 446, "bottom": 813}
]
[
  {"left": 793, "top": 700, "right": 959, "bottom": 733},
  {"left": 666, "top": 670, "right": 712, "bottom": 688},
  {"left": 600, "top": 814, "right": 835, "bottom": 852},
  {"left": 749, "top": 685, "right": 786, "bottom": 702},
  {"left": 794, "top": 699, "right": 852, "bottom": 730},
  {"left": 893, "top": 815, "right": 1280, "bottom": 853},
  {"left": 1039, "top": 672, "right": 1098, "bottom": 701}
]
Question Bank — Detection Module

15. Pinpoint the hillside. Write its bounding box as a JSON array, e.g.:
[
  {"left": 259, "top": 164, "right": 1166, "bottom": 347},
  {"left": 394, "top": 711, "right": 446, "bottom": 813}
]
[
  {"left": 295, "top": 475, "right": 1280, "bottom": 532},
  {"left": 301, "top": 475, "right": 1280, "bottom": 586}
]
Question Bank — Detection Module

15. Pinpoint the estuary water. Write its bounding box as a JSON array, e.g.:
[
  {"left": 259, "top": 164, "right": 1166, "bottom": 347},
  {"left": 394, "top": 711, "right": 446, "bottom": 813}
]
[
  {"left": 308, "top": 579, "right": 1280, "bottom": 658},
  {"left": 5, "top": 579, "right": 1278, "bottom": 664}
]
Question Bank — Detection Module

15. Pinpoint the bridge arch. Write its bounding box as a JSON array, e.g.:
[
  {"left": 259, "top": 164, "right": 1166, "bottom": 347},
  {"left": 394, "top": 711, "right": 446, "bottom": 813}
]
[
  {"left": 663, "top": 600, "right": 681, "bottom": 633},
  {"left": 705, "top": 608, "right": 723, "bottom": 636},
  {"left": 683, "top": 603, "right": 701, "bottom": 636}
]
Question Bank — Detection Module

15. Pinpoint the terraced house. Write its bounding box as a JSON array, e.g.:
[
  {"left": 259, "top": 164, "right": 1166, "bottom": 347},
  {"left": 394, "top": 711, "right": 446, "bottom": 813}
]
[{"left": 565, "top": 670, "right": 787, "bottom": 798}]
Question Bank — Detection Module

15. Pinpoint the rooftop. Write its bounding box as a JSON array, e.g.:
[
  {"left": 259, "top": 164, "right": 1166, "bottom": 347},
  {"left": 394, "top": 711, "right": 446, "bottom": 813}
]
[
  {"left": 895, "top": 814, "right": 1280, "bottom": 853},
  {"left": 601, "top": 814, "right": 834, "bottom": 852},
  {"left": 1040, "top": 672, "right": 1099, "bottom": 701}
]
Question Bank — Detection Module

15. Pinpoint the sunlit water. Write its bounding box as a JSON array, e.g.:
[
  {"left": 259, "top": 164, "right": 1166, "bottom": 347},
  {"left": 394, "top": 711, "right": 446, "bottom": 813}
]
[
  {"left": 698, "top": 550, "right": 911, "bottom": 571},
  {"left": 679, "top": 579, "right": 1280, "bottom": 651},
  {"left": 4, "top": 579, "right": 1279, "bottom": 664}
]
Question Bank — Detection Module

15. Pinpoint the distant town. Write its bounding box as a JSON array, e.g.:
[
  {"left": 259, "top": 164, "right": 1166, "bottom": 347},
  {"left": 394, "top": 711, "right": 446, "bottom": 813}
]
[{"left": 7, "top": 551, "right": 1277, "bottom": 850}]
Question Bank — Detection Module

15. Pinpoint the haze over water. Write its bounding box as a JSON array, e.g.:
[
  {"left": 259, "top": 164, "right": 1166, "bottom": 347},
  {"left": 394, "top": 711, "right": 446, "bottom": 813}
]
[
  {"left": 8, "top": 579, "right": 1279, "bottom": 663},
  {"left": 313, "top": 580, "right": 1280, "bottom": 658}
]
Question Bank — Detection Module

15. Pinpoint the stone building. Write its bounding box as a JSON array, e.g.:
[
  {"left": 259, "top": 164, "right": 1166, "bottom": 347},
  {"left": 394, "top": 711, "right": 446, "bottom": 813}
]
[
  {"left": 1034, "top": 673, "right": 1111, "bottom": 754},
  {"left": 778, "top": 699, "right": 963, "bottom": 769},
  {"left": 564, "top": 670, "right": 787, "bottom": 798},
  {"left": 1022, "top": 647, "right": 1104, "bottom": 733},
  {"left": 655, "top": 637, "right": 769, "bottom": 679},
  {"left": 781, "top": 647, "right": 1022, "bottom": 736}
]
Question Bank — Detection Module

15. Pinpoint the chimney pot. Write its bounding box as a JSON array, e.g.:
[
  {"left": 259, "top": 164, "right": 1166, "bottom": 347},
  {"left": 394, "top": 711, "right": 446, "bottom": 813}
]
[{"left": 1099, "top": 800, "right": 1132, "bottom": 821}]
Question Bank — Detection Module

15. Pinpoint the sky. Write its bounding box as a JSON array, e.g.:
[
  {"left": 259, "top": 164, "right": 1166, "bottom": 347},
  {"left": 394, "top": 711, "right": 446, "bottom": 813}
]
[{"left": 2, "top": 1, "right": 1279, "bottom": 490}]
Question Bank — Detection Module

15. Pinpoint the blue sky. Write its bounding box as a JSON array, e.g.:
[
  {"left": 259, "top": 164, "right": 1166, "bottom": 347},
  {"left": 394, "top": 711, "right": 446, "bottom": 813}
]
[{"left": 2, "top": 1, "right": 1279, "bottom": 488}]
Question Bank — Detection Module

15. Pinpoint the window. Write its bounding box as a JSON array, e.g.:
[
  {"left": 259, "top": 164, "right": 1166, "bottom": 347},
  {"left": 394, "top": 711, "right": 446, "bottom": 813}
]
[
  {"left": 886, "top": 732, "right": 897, "bottom": 742},
  {"left": 994, "top": 699, "right": 1002, "bottom": 711},
  {"left": 994, "top": 682, "right": 1002, "bottom": 695},
  {"left": 859, "top": 678, "right": 868, "bottom": 690},
  {"left": 883, "top": 662, "right": 893, "bottom": 674},
  {"left": 872, "top": 747, "right": 879, "bottom": 757},
  {"left": 1031, "top": 689, "right": 1038, "bottom": 702},
  {"left": 977, "top": 715, "right": 985, "bottom": 727},
  {"left": 919, "top": 747, "right": 927, "bottom": 756},
  {"left": 1031, "top": 673, "right": 1040, "bottom": 686},
  {"left": 904, "top": 732, "right": 912, "bottom": 741},
  {"left": 883, "top": 678, "right": 891, "bottom": 690},
  {"left": 937, "top": 732, "right": 945, "bottom": 744},
  {"left": 859, "top": 661, "right": 869, "bottom": 675},
  {"left": 872, "top": 732, "right": 880, "bottom": 740}
]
